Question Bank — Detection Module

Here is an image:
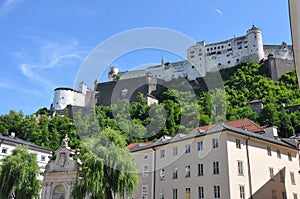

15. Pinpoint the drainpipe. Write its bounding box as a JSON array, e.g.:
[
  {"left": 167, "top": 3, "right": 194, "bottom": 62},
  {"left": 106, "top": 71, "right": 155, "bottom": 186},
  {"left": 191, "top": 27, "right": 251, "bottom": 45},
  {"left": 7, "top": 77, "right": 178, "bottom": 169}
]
[
  {"left": 153, "top": 148, "right": 156, "bottom": 199},
  {"left": 246, "top": 136, "right": 253, "bottom": 199}
]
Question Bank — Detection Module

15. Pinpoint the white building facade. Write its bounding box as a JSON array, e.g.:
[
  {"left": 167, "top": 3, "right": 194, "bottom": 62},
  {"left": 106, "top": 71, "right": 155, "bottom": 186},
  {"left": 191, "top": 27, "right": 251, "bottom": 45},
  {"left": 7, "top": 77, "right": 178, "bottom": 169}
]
[
  {"left": 130, "top": 122, "right": 300, "bottom": 199},
  {"left": 0, "top": 133, "right": 52, "bottom": 178}
]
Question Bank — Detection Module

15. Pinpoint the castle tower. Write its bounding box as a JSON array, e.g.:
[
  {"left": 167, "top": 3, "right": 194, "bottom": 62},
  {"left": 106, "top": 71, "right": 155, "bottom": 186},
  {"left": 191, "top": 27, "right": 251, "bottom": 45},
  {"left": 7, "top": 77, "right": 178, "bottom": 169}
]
[
  {"left": 161, "top": 56, "right": 165, "bottom": 67},
  {"left": 108, "top": 66, "right": 119, "bottom": 81},
  {"left": 246, "top": 25, "right": 264, "bottom": 62},
  {"left": 187, "top": 41, "right": 206, "bottom": 80}
]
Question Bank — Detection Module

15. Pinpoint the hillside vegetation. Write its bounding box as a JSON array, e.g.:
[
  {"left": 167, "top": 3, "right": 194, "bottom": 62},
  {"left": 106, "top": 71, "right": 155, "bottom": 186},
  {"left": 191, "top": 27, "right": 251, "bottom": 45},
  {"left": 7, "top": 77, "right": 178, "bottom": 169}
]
[{"left": 0, "top": 62, "right": 300, "bottom": 149}]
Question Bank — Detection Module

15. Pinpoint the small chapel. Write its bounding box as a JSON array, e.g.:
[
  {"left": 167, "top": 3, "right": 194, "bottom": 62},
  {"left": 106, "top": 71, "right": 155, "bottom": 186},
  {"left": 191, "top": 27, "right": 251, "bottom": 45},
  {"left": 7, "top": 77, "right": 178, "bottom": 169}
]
[{"left": 41, "top": 135, "right": 81, "bottom": 199}]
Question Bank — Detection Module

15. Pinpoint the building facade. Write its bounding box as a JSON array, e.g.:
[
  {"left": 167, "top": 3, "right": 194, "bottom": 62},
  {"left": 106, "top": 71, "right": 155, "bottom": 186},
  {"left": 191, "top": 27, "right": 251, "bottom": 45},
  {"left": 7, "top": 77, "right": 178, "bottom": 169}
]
[
  {"left": 41, "top": 135, "right": 80, "bottom": 199},
  {"left": 0, "top": 132, "right": 52, "bottom": 177},
  {"left": 129, "top": 120, "right": 300, "bottom": 199}
]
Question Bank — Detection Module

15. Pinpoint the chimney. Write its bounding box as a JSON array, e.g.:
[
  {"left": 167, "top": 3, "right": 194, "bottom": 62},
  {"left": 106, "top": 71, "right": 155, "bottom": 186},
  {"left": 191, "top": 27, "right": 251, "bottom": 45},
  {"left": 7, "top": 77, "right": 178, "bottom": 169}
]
[{"left": 263, "top": 127, "right": 278, "bottom": 138}]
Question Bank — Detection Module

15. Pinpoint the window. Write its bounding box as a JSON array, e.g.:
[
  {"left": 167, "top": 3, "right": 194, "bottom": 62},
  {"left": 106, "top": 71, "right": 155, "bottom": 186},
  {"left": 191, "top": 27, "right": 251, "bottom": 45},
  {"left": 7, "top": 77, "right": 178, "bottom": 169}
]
[
  {"left": 173, "top": 167, "right": 178, "bottom": 179},
  {"left": 290, "top": 172, "right": 296, "bottom": 185},
  {"left": 185, "top": 165, "right": 191, "bottom": 178},
  {"left": 198, "top": 164, "right": 204, "bottom": 176},
  {"left": 159, "top": 169, "right": 165, "bottom": 180},
  {"left": 197, "top": 141, "right": 203, "bottom": 151},
  {"left": 186, "top": 188, "right": 191, "bottom": 199},
  {"left": 41, "top": 155, "right": 46, "bottom": 162},
  {"left": 172, "top": 189, "right": 178, "bottom": 199},
  {"left": 280, "top": 169, "right": 285, "bottom": 183},
  {"left": 160, "top": 149, "right": 165, "bottom": 158},
  {"left": 269, "top": 167, "right": 274, "bottom": 180},
  {"left": 1, "top": 148, "right": 7, "bottom": 154},
  {"left": 159, "top": 189, "right": 164, "bottom": 199},
  {"left": 293, "top": 193, "right": 298, "bottom": 199},
  {"left": 239, "top": 185, "right": 245, "bottom": 199},
  {"left": 282, "top": 192, "right": 287, "bottom": 199},
  {"left": 277, "top": 150, "right": 281, "bottom": 159},
  {"left": 236, "top": 139, "right": 241, "bottom": 149},
  {"left": 212, "top": 138, "right": 219, "bottom": 148},
  {"left": 142, "top": 185, "right": 148, "bottom": 199},
  {"left": 143, "top": 165, "right": 149, "bottom": 177},
  {"left": 272, "top": 190, "right": 277, "bottom": 199},
  {"left": 173, "top": 147, "right": 178, "bottom": 156},
  {"left": 213, "top": 161, "right": 219, "bottom": 175},
  {"left": 213, "top": 185, "right": 220, "bottom": 198},
  {"left": 185, "top": 144, "right": 191, "bottom": 153},
  {"left": 288, "top": 152, "right": 292, "bottom": 161},
  {"left": 198, "top": 186, "right": 204, "bottom": 199},
  {"left": 238, "top": 161, "right": 244, "bottom": 175},
  {"left": 267, "top": 147, "right": 272, "bottom": 156}
]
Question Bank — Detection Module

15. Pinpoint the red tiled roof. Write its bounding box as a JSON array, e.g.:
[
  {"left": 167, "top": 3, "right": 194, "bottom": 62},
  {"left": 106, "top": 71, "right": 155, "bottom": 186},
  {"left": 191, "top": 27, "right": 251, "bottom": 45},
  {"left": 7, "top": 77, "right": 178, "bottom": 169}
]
[
  {"left": 198, "top": 118, "right": 264, "bottom": 133},
  {"left": 126, "top": 142, "right": 153, "bottom": 150}
]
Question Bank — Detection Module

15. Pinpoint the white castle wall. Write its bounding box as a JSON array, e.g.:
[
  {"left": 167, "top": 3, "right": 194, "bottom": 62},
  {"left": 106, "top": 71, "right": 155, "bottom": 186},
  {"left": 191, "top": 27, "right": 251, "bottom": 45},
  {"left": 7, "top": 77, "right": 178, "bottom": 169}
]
[
  {"left": 264, "top": 43, "right": 294, "bottom": 60},
  {"left": 187, "top": 25, "right": 264, "bottom": 80},
  {"left": 114, "top": 25, "right": 273, "bottom": 82},
  {"left": 52, "top": 83, "right": 89, "bottom": 111},
  {"left": 146, "top": 61, "right": 188, "bottom": 81}
]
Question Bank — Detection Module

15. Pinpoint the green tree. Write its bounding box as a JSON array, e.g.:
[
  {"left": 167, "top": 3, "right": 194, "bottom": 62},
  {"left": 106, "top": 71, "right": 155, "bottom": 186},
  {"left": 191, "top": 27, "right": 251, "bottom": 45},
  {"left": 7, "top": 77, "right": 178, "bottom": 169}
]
[
  {"left": 72, "top": 113, "right": 139, "bottom": 199},
  {"left": 0, "top": 146, "right": 41, "bottom": 199}
]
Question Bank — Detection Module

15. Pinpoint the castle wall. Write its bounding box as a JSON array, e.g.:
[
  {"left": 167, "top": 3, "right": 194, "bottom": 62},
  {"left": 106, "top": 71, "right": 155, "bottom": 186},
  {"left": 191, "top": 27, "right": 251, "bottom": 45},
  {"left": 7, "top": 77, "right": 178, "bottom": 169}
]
[
  {"left": 265, "top": 57, "right": 295, "bottom": 81},
  {"left": 264, "top": 44, "right": 294, "bottom": 60},
  {"left": 146, "top": 61, "right": 188, "bottom": 81},
  {"left": 187, "top": 26, "right": 265, "bottom": 80},
  {"left": 52, "top": 89, "right": 86, "bottom": 111},
  {"left": 105, "top": 26, "right": 292, "bottom": 83},
  {"left": 95, "top": 76, "right": 162, "bottom": 106}
]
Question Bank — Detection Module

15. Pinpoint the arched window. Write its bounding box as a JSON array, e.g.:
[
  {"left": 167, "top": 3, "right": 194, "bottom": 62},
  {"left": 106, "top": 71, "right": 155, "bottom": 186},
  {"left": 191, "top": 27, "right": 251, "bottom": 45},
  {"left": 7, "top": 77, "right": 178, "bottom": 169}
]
[{"left": 52, "top": 184, "right": 65, "bottom": 199}]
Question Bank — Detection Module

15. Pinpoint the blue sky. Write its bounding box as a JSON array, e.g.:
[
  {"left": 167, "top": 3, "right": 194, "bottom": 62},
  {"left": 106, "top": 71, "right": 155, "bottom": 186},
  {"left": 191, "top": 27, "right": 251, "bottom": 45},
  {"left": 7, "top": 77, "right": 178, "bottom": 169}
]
[{"left": 0, "top": 0, "right": 292, "bottom": 115}]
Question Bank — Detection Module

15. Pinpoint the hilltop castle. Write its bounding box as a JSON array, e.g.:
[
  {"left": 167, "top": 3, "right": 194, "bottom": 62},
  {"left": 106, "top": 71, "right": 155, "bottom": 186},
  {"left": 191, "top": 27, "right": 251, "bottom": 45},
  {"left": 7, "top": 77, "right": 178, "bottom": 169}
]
[{"left": 51, "top": 25, "right": 295, "bottom": 111}]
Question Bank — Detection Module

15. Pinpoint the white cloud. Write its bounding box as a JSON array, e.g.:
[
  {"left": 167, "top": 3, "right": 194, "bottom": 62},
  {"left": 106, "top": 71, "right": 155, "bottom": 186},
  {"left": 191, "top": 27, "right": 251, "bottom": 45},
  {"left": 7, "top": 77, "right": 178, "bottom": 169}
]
[
  {"left": 0, "top": 81, "right": 41, "bottom": 96},
  {"left": 214, "top": 8, "right": 223, "bottom": 16},
  {"left": 17, "top": 39, "right": 88, "bottom": 89},
  {"left": 0, "top": 0, "right": 22, "bottom": 16}
]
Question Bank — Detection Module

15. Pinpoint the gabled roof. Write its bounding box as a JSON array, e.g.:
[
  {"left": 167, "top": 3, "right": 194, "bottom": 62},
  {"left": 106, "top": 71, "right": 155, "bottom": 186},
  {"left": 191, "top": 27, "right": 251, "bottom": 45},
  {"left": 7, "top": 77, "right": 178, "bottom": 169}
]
[
  {"left": 170, "top": 133, "right": 186, "bottom": 142},
  {"left": 198, "top": 118, "right": 264, "bottom": 133},
  {"left": 0, "top": 134, "right": 52, "bottom": 153},
  {"left": 126, "top": 142, "right": 153, "bottom": 150},
  {"left": 130, "top": 120, "right": 298, "bottom": 152},
  {"left": 219, "top": 124, "right": 296, "bottom": 149}
]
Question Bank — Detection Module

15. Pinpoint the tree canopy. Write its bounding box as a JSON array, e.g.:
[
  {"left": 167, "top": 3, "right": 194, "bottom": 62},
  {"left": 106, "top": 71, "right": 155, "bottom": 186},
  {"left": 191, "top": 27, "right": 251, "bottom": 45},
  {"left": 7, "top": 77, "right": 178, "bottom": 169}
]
[{"left": 0, "top": 146, "right": 41, "bottom": 199}]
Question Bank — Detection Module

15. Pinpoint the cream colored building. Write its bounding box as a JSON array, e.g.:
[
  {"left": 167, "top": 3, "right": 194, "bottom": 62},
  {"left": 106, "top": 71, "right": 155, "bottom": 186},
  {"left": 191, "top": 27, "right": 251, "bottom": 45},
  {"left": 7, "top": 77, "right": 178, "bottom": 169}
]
[{"left": 130, "top": 120, "right": 300, "bottom": 199}]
